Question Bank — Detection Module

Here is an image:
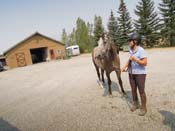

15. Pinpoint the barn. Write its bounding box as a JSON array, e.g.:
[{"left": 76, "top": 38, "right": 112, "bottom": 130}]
[{"left": 3, "top": 32, "right": 66, "bottom": 69}]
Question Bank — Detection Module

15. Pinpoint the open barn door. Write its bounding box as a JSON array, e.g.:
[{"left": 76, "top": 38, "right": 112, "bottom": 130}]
[{"left": 30, "top": 47, "right": 48, "bottom": 64}]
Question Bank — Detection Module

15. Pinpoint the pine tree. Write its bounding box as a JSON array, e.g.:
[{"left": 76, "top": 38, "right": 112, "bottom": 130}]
[
  {"left": 61, "top": 28, "right": 68, "bottom": 47},
  {"left": 134, "top": 0, "right": 160, "bottom": 47},
  {"left": 117, "top": 0, "right": 133, "bottom": 47},
  {"left": 159, "top": 0, "right": 175, "bottom": 46},
  {"left": 108, "top": 10, "right": 120, "bottom": 47},
  {"left": 93, "top": 15, "right": 104, "bottom": 46}
]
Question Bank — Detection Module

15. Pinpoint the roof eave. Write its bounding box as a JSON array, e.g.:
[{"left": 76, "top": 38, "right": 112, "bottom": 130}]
[{"left": 3, "top": 32, "right": 65, "bottom": 55}]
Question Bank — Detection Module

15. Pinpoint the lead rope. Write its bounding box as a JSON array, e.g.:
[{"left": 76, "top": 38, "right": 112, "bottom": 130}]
[
  {"left": 123, "top": 59, "right": 133, "bottom": 110},
  {"left": 123, "top": 58, "right": 133, "bottom": 110},
  {"left": 128, "top": 59, "right": 132, "bottom": 75}
]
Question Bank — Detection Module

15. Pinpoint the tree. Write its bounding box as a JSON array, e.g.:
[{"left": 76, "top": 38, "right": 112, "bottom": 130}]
[
  {"left": 117, "top": 0, "right": 133, "bottom": 47},
  {"left": 75, "top": 17, "right": 89, "bottom": 53},
  {"left": 159, "top": 0, "right": 175, "bottom": 46},
  {"left": 67, "top": 28, "right": 76, "bottom": 46},
  {"left": 61, "top": 28, "right": 68, "bottom": 47},
  {"left": 134, "top": 0, "right": 160, "bottom": 47},
  {"left": 108, "top": 10, "right": 120, "bottom": 47},
  {"left": 93, "top": 15, "right": 104, "bottom": 46},
  {"left": 87, "top": 22, "right": 95, "bottom": 50}
]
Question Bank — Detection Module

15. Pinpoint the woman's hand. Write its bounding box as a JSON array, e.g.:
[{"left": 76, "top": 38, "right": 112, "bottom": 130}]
[
  {"left": 130, "top": 56, "right": 147, "bottom": 66},
  {"left": 121, "top": 66, "right": 128, "bottom": 72},
  {"left": 130, "top": 56, "right": 138, "bottom": 62}
]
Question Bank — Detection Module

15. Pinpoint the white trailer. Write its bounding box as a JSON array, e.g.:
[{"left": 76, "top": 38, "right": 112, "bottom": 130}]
[{"left": 66, "top": 45, "right": 80, "bottom": 56}]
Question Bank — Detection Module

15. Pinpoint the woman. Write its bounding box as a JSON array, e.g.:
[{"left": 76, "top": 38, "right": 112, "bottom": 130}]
[{"left": 121, "top": 32, "right": 148, "bottom": 116}]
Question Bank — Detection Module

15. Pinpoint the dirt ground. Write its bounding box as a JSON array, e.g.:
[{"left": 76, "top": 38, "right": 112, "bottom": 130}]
[{"left": 0, "top": 47, "right": 175, "bottom": 131}]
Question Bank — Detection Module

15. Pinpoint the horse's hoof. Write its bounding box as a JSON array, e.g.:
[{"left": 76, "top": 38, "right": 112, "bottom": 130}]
[
  {"left": 122, "top": 93, "right": 128, "bottom": 98},
  {"left": 109, "top": 94, "right": 113, "bottom": 98},
  {"left": 97, "top": 81, "right": 104, "bottom": 89},
  {"left": 99, "top": 83, "right": 104, "bottom": 89}
]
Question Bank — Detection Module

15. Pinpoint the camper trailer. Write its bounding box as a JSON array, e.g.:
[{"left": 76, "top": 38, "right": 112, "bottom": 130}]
[{"left": 66, "top": 45, "right": 80, "bottom": 56}]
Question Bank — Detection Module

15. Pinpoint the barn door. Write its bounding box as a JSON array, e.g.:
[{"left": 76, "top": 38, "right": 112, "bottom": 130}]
[
  {"left": 16, "top": 53, "right": 26, "bottom": 67},
  {"left": 50, "top": 49, "right": 55, "bottom": 59}
]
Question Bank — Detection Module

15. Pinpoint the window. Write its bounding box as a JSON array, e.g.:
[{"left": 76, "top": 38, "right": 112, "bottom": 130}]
[{"left": 58, "top": 50, "right": 62, "bottom": 54}]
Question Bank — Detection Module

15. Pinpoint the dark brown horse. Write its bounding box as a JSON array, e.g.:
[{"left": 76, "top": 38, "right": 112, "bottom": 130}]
[{"left": 92, "top": 36, "right": 126, "bottom": 95}]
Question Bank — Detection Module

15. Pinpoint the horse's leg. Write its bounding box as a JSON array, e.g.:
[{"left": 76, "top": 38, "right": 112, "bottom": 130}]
[
  {"left": 101, "top": 69, "right": 105, "bottom": 83},
  {"left": 115, "top": 69, "right": 126, "bottom": 94},
  {"left": 92, "top": 50, "right": 101, "bottom": 81},
  {"left": 95, "top": 64, "right": 101, "bottom": 81},
  {"left": 106, "top": 72, "right": 112, "bottom": 95}
]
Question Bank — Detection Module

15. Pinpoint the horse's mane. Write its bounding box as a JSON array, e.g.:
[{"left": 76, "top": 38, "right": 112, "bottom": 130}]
[{"left": 98, "top": 37, "right": 104, "bottom": 47}]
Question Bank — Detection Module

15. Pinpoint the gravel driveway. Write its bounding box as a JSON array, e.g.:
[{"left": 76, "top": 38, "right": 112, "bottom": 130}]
[{"left": 0, "top": 48, "right": 175, "bottom": 131}]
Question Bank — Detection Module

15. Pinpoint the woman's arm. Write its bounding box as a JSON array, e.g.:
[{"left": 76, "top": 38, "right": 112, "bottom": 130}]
[
  {"left": 121, "top": 60, "right": 129, "bottom": 72},
  {"left": 130, "top": 56, "right": 147, "bottom": 66},
  {"left": 136, "top": 58, "right": 147, "bottom": 66}
]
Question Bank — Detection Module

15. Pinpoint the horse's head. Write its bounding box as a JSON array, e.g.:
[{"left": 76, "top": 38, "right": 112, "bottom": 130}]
[
  {"left": 103, "top": 36, "right": 115, "bottom": 61},
  {"left": 98, "top": 33, "right": 108, "bottom": 47}
]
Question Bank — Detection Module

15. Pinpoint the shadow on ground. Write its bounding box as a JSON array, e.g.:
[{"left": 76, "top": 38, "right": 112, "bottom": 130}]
[
  {"left": 159, "top": 110, "right": 175, "bottom": 131},
  {"left": 102, "top": 80, "right": 120, "bottom": 97},
  {"left": 99, "top": 80, "right": 133, "bottom": 110},
  {"left": 0, "top": 118, "right": 20, "bottom": 131}
]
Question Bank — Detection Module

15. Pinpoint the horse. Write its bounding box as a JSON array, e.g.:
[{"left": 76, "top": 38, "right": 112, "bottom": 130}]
[{"left": 92, "top": 36, "right": 126, "bottom": 95}]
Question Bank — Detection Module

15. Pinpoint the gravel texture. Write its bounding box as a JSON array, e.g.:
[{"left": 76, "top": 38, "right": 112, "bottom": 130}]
[{"left": 0, "top": 47, "right": 175, "bottom": 131}]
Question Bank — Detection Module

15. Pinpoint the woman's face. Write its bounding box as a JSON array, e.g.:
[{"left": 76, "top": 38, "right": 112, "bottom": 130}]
[
  {"left": 129, "top": 40, "right": 137, "bottom": 49},
  {"left": 129, "top": 40, "right": 134, "bottom": 48}
]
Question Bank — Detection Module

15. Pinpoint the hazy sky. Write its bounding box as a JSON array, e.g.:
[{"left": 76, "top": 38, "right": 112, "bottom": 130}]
[{"left": 0, "top": 0, "right": 160, "bottom": 54}]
